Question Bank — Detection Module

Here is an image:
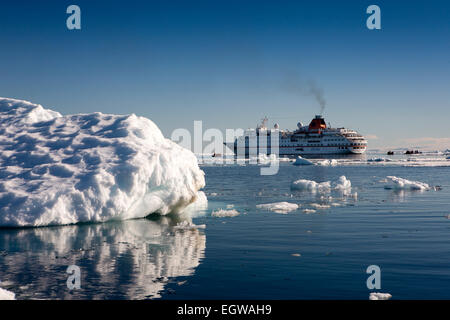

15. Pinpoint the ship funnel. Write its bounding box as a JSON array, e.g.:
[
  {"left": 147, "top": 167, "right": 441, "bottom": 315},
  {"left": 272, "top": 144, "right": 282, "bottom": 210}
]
[{"left": 309, "top": 116, "right": 327, "bottom": 130}]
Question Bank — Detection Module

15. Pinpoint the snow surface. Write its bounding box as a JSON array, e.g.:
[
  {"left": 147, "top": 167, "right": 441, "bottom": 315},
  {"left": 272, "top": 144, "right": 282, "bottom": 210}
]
[
  {"left": 369, "top": 292, "right": 392, "bottom": 300},
  {"left": 293, "top": 156, "right": 313, "bottom": 166},
  {"left": 384, "top": 176, "right": 430, "bottom": 191},
  {"left": 256, "top": 202, "right": 299, "bottom": 213},
  {"left": 0, "top": 287, "right": 15, "bottom": 300},
  {"left": 211, "top": 209, "right": 240, "bottom": 217},
  {"left": 0, "top": 97, "right": 205, "bottom": 227}
]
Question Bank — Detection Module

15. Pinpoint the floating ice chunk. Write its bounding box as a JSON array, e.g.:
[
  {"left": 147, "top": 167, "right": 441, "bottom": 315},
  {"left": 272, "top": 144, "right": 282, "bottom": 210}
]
[
  {"left": 256, "top": 202, "right": 299, "bottom": 214},
  {"left": 291, "top": 179, "right": 331, "bottom": 193},
  {"left": 291, "top": 176, "right": 352, "bottom": 194},
  {"left": 310, "top": 203, "right": 331, "bottom": 209},
  {"left": 0, "top": 287, "right": 15, "bottom": 300},
  {"left": 0, "top": 97, "right": 205, "bottom": 227},
  {"left": 302, "top": 209, "right": 316, "bottom": 214},
  {"left": 334, "top": 175, "right": 352, "bottom": 194},
  {"left": 384, "top": 176, "right": 430, "bottom": 191},
  {"left": 211, "top": 209, "right": 240, "bottom": 217},
  {"left": 256, "top": 154, "right": 278, "bottom": 164},
  {"left": 369, "top": 292, "right": 392, "bottom": 300},
  {"left": 317, "top": 159, "right": 338, "bottom": 166},
  {"left": 293, "top": 156, "right": 313, "bottom": 166},
  {"left": 330, "top": 202, "right": 342, "bottom": 207}
]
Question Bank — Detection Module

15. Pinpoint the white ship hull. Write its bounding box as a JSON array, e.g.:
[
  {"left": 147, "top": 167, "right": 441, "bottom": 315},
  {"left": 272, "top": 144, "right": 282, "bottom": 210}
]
[{"left": 231, "top": 145, "right": 367, "bottom": 155}]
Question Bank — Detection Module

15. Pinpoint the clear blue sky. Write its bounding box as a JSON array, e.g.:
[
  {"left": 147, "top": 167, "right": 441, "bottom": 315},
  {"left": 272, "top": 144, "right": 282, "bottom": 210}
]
[{"left": 0, "top": 0, "right": 449, "bottom": 149}]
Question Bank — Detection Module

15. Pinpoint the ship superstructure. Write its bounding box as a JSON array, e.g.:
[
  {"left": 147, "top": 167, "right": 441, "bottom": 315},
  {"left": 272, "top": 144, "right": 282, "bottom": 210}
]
[{"left": 226, "top": 115, "right": 367, "bottom": 155}]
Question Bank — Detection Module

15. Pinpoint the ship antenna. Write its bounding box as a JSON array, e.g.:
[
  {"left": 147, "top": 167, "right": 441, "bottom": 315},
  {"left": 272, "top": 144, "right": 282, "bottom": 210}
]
[{"left": 261, "top": 116, "right": 268, "bottom": 128}]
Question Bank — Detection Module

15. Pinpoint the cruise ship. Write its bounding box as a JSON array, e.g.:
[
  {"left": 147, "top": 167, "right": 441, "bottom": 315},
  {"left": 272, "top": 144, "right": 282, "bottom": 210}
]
[{"left": 226, "top": 115, "right": 367, "bottom": 155}]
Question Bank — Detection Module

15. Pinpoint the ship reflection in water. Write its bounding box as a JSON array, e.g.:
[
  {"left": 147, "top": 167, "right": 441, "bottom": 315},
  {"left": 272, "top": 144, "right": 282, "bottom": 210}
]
[{"left": 0, "top": 216, "right": 206, "bottom": 299}]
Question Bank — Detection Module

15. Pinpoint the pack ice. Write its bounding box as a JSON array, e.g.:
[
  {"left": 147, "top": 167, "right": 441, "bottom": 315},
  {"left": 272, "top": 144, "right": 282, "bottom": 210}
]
[{"left": 0, "top": 98, "right": 205, "bottom": 227}]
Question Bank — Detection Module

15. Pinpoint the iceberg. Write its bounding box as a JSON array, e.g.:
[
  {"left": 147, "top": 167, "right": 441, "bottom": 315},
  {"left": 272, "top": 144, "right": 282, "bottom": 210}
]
[
  {"left": 384, "top": 176, "right": 429, "bottom": 191},
  {"left": 256, "top": 202, "right": 299, "bottom": 214},
  {"left": 0, "top": 98, "right": 205, "bottom": 227},
  {"left": 293, "top": 156, "right": 313, "bottom": 166}
]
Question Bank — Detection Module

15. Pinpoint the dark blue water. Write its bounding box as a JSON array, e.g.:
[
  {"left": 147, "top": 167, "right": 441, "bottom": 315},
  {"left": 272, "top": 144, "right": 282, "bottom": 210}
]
[{"left": 1, "top": 162, "right": 450, "bottom": 299}]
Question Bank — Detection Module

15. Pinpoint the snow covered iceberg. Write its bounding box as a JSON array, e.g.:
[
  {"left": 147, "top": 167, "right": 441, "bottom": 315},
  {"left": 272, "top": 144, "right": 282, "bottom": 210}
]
[{"left": 0, "top": 97, "right": 205, "bottom": 227}]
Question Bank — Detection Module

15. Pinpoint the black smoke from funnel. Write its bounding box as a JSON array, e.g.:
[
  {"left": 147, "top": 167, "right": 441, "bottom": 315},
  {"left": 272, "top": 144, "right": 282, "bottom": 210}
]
[{"left": 283, "top": 73, "right": 326, "bottom": 116}]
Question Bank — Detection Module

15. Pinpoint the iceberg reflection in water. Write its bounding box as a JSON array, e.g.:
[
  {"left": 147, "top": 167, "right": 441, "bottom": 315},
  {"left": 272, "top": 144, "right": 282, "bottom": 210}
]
[{"left": 0, "top": 216, "right": 206, "bottom": 299}]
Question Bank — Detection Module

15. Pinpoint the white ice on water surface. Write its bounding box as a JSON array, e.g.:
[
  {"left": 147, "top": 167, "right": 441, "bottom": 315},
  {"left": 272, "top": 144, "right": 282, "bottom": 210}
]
[
  {"left": 291, "top": 179, "right": 331, "bottom": 192},
  {"left": 369, "top": 292, "right": 392, "bottom": 300},
  {"left": 293, "top": 156, "right": 313, "bottom": 166},
  {"left": 0, "top": 98, "right": 205, "bottom": 227},
  {"left": 256, "top": 202, "right": 299, "bottom": 214},
  {"left": 291, "top": 176, "right": 352, "bottom": 194},
  {"left": 316, "top": 159, "right": 338, "bottom": 166},
  {"left": 211, "top": 208, "right": 240, "bottom": 217},
  {"left": 0, "top": 287, "right": 15, "bottom": 300},
  {"left": 384, "top": 176, "right": 430, "bottom": 191}
]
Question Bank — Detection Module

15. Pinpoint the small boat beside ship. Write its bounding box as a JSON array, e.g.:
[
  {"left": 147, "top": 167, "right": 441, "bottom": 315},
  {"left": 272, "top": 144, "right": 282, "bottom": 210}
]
[{"left": 225, "top": 115, "right": 367, "bottom": 156}]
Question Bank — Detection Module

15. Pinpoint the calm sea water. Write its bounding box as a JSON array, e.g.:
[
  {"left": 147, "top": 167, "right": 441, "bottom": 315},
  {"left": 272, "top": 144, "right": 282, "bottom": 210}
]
[{"left": 1, "top": 154, "right": 450, "bottom": 299}]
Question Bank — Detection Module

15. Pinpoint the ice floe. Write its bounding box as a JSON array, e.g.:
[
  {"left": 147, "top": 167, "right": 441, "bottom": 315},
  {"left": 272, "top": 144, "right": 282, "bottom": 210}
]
[
  {"left": 291, "top": 179, "right": 331, "bottom": 193},
  {"left": 256, "top": 202, "right": 299, "bottom": 214},
  {"left": 211, "top": 209, "right": 240, "bottom": 217},
  {"left": 302, "top": 209, "right": 316, "bottom": 214},
  {"left": 291, "top": 176, "right": 352, "bottom": 194},
  {"left": 384, "top": 176, "right": 430, "bottom": 191},
  {"left": 316, "top": 159, "right": 338, "bottom": 166},
  {"left": 369, "top": 292, "right": 392, "bottom": 300},
  {"left": 0, "top": 97, "right": 205, "bottom": 227},
  {"left": 293, "top": 156, "right": 313, "bottom": 166},
  {"left": 0, "top": 287, "right": 15, "bottom": 300},
  {"left": 310, "top": 203, "right": 331, "bottom": 209}
]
